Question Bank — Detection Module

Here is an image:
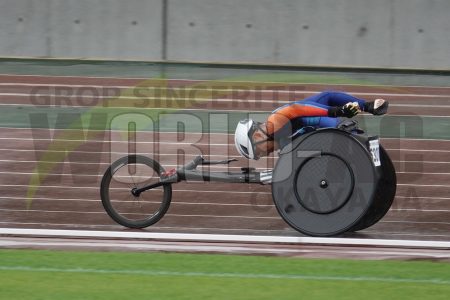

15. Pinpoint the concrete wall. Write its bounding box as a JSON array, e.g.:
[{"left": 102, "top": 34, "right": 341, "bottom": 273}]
[
  {"left": 0, "top": 0, "right": 163, "bottom": 59},
  {"left": 1, "top": 0, "right": 449, "bottom": 68},
  {"left": 0, "top": 0, "right": 50, "bottom": 56}
]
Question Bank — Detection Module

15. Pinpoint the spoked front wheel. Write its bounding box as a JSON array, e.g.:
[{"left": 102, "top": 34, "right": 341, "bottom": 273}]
[{"left": 100, "top": 155, "right": 172, "bottom": 228}]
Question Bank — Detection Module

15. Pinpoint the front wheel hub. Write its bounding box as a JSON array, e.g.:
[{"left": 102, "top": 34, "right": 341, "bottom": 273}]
[{"left": 131, "top": 188, "right": 140, "bottom": 197}]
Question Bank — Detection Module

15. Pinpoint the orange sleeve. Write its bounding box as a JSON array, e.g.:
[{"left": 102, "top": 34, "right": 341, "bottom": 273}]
[{"left": 267, "top": 104, "right": 328, "bottom": 135}]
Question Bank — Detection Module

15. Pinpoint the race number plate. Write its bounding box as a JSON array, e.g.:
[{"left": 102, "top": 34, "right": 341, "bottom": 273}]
[{"left": 369, "top": 139, "right": 381, "bottom": 167}]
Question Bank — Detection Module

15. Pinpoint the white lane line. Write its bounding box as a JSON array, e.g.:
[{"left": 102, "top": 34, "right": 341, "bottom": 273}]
[
  {"left": 0, "top": 196, "right": 450, "bottom": 213},
  {"left": 0, "top": 221, "right": 119, "bottom": 229},
  {"left": 0, "top": 137, "right": 230, "bottom": 145},
  {"left": 396, "top": 172, "right": 450, "bottom": 175},
  {"left": 0, "top": 205, "right": 448, "bottom": 224},
  {"left": 1, "top": 228, "right": 450, "bottom": 248},
  {"left": 2, "top": 127, "right": 450, "bottom": 142},
  {"left": 0, "top": 159, "right": 106, "bottom": 165},
  {"left": 397, "top": 183, "right": 450, "bottom": 188},
  {"left": 0, "top": 209, "right": 277, "bottom": 221},
  {"left": 1, "top": 102, "right": 450, "bottom": 117},
  {"left": 393, "top": 160, "right": 450, "bottom": 164},
  {"left": 0, "top": 83, "right": 137, "bottom": 88},
  {"left": 0, "top": 93, "right": 450, "bottom": 112},
  {"left": 391, "top": 209, "right": 450, "bottom": 212},
  {"left": 10, "top": 241, "right": 450, "bottom": 259},
  {"left": 0, "top": 171, "right": 102, "bottom": 177},
  {"left": 0, "top": 137, "right": 450, "bottom": 149},
  {"left": 9, "top": 147, "right": 436, "bottom": 160},
  {"left": 1, "top": 265, "right": 449, "bottom": 284},
  {"left": 0, "top": 165, "right": 257, "bottom": 175},
  {"left": 0, "top": 240, "right": 299, "bottom": 255},
  {"left": 3, "top": 91, "right": 450, "bottom": 101},
  {"left": 393, "top": 103, "right": 450, "bottom": 107},
  {"left": 2, "top": 158, "right": 450, "bottom": 166},
  {"left": 0, "top": 208, "right": 106, "bottom": 215},
  {"left": 3, "top": 170, "right": 450, "bottom": 178},
  {"left": 1, "top": 136, "right": 450, "bottom": 150},
  {"left": 2, "top": 103, "right": 449, "bottom": 119},
  {"left": 0, "top": 209, "right": 278, "bottom": 219},
  {"left": 1, "top": 196, "right": 447, "bottom": 211},
  {"left": 0, "top": 196, "right": 100, "bottom": 202},
  {"left": 0, "top": 200, "right": 450, "bottom": 220},
  {"left": 0, "top": 196, "right": 274, "bottom": 207},
  {"left": 0, "top": 221, "right": 448, "bottom": 238},
  {"left": 0, "top": 148, "right": 238, "bottom": 156},
  {"left": 0, "top": 74, "right": 156, "bottom": 80},
  {"left": 2, "top": 80, "right": 450, "bottom": 92},
  {"left": 0, "top": 160, "right": 266, "bottom": 169},
  {"left": 2, "top": 195, "right": 447, "bottom": 212},
  {"left": 382, "top": 220, "right": 450, "bottom": 225},
  {"left": 1, "top": 74, "right": 450, "bottom": 88},
  {"left": 1, "top": 101, "right": 450, "bottom": 116},
  {"left": 395, "top": 195, "right": 450, "bottom": 201},
  {"left": 0, "top": 157, "right": 450, "bottom": 166},
  {"left": 0, "top": 221, "right": 276, "bottom": 233},
  {"left": 0, "top": 152, "right": 269, "bottom": 164},
  {"left": 0, "top": 184, "right": 272, "bottom": 194},
  {"left": 0, "top": 155, "right": 245, "bottom": 162},
  {"left": 1, "top": 239, "right": 449, "bottom": 259},
  {"left": 360, "top": 231, "right": 450, "bottom": 238},
  {"left": 387, "top": 148, "right": 450, "bottom": 153},
  {"left": 2, "top": 240, "right": 450, "bottom": 260},
  {"left": 0, "top": 102, "right": 271, "bottom": 113},
  {"left": 15, "top": 143, "right": 450, "bottom": 161},
  {"left": 0, "top": 220, "right": 447, "bottom": 239},
  {"left": 2, "top": 85, "right": 450, "bottom": 98},
  {"left": 0, "top": 127, "right": 232, "bottom": 135},
  {"left": 4, "top": 100, "right": 450, "bottom": 109},
  {"left": 4, "top": 182, "right": 450, "bottom": 189}
]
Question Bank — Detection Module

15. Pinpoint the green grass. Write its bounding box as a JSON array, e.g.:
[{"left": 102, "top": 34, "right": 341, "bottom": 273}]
[
  {"left": 1, "top": 58, "right": 449, "bottom": 87},
  {"left": 228, "top": 72, "right": 375, "bottom": 84},
  {"left": 0, "top": 58, "right": 394, "bottom": 85},
  {"left": 2, "top": 105, "right": 449, "bottom": 139},
  {"left": 0, "top": 249, "right": 449, "bottom": 300}
]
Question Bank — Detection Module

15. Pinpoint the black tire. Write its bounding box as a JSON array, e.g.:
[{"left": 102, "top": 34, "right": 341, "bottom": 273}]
[
  {"left": 271, "top": 128, "right": 379, "bottom": 237},
  {"left": 100, "top": 155, "right": 172, "bottom": 228},
  {"left": 348, "top": 146, "right": 397, "bottom": 232}
]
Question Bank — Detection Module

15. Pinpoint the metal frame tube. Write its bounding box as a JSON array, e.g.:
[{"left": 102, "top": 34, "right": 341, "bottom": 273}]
[
  {"left": 132, "top": 155, "right": 271, "bottom": 196},
  {"left": 177, "top": 170, "right": 261, "bottom": 183}
]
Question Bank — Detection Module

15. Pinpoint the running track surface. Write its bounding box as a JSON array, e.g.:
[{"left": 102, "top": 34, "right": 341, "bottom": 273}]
[{"left": 1, "top": 74, "right": 449, "bottom": 259}]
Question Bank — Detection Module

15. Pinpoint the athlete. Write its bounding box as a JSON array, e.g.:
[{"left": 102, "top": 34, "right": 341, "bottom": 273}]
[{"left": 234, "top": 91, "right": 389, "bottom": 160}]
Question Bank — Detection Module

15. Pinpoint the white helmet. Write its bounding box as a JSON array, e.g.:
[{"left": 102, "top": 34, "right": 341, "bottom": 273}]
[{"left": 235, "top": 119, "right": 258, "bottom": 160}]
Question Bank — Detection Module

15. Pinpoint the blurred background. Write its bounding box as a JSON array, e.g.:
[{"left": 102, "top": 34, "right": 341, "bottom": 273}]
[
  {"left": 1, "top": 0, "right": 449, "bottom": 69},
  {"left": 1, "top": 3, "right": 450, "bottom": 297}
]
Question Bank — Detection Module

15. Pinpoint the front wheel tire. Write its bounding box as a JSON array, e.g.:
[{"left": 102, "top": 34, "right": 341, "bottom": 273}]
[{"left": 100, "top": 155, "right": 172, "bottom": 228}]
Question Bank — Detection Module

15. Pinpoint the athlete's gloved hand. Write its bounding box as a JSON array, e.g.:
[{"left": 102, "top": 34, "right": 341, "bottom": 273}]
[
  {"left": 328, "top": 102, "right": 361, "bottom": 118},
  {"left": 342, "top": 102, "right": 361, "bottom": 117}
]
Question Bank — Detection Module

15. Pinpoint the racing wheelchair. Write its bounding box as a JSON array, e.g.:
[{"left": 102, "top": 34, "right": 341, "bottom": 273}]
[{"left": 100, "top": 123, "right": 396, "bottom": 237}]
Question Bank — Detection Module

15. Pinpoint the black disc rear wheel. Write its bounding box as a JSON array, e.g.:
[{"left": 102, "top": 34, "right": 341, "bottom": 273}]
[
  {"left": 100, "top": 155, "right": 172, "bottom": 228},
  {"left": 348, "top": 146, "right": 397, "bottom": 232},
  {"left": 272, "top": 129, "right": 378, "bottom": 237}
]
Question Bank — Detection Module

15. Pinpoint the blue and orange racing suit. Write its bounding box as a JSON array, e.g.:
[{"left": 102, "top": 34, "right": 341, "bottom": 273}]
[{"left": 266, "top": 91, "right": 367, "bottom": 148}]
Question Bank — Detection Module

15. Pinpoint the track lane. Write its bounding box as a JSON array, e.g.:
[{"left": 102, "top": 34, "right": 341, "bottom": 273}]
[{"left": 1, "top": 74, "right": 450, "bottom": 254}]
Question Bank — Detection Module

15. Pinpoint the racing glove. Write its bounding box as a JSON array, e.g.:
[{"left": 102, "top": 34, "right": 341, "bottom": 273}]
[{"left": 328, "top": 102, "right": 360, "bottom": 118}]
